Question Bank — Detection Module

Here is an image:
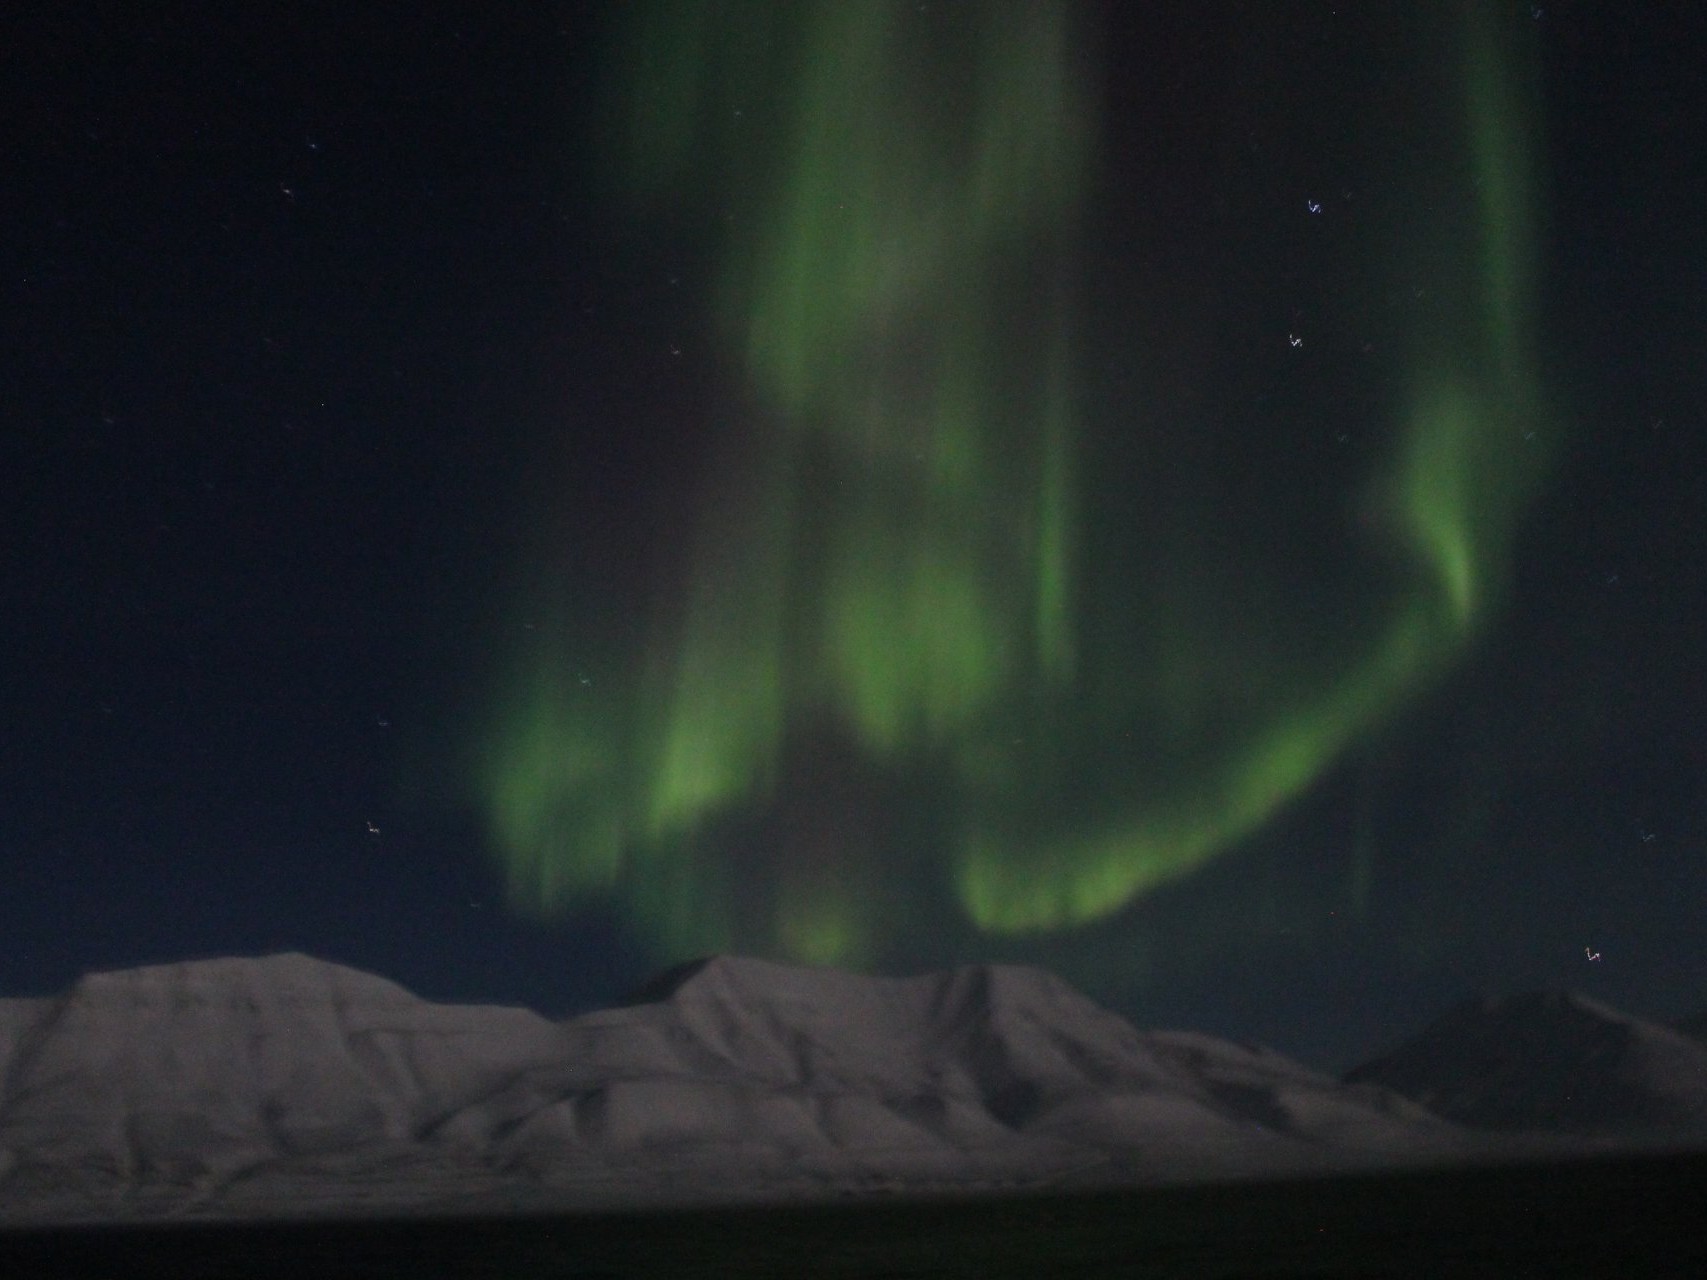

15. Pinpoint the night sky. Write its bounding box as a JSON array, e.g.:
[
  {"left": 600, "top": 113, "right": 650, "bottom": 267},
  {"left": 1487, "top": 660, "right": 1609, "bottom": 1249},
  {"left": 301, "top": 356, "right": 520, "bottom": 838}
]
[{"left": 3, "top": 1, "right": 1702, "bottom": 1073}]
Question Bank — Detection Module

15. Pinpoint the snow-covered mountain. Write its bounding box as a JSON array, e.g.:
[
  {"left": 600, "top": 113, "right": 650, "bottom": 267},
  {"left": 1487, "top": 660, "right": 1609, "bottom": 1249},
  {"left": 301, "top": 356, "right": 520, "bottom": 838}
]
[
  {"left": 1343, "top": 990, "right": 1707, "bottom": 1134},
  {"left": 0, "top": 953, "right": 1692, "bottom": 1225}
]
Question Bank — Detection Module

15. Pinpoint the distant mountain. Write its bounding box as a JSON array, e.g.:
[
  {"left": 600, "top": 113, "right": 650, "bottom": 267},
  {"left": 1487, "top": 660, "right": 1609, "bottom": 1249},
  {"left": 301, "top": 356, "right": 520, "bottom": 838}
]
[
  {"left": 1344, "top": 991, "right": 1707, "bottom": 1134},
  {"left": 0, "top": 954, "right": 1664, "bottom": 1226},
  {"left": 1674, "top": 1012, "right": 1707, "bottom": 1044}
]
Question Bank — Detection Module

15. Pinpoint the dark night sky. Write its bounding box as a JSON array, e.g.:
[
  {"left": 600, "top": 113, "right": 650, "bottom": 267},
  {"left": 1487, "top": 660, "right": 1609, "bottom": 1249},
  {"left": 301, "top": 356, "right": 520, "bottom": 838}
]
[{"left": 2, "top": 1, "right": 1703, "bottom": 1073}]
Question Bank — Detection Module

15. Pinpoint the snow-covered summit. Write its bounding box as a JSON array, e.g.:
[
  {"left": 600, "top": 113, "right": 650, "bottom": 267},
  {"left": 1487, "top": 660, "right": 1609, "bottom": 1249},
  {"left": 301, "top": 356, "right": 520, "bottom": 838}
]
[{"left": 619, "top": 954, "right": 1174, "bottom": 1102}]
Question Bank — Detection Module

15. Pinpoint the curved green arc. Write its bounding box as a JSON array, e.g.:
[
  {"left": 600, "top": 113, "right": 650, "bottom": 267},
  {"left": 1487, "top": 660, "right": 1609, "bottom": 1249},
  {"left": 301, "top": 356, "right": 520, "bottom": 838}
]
[{"left": 478, "top": 2, "right": 1554, "bottom": 963}]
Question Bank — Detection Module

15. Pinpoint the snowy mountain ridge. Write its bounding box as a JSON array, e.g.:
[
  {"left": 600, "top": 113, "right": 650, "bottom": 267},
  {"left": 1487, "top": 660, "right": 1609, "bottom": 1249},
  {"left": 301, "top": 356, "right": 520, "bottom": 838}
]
[{"left": 0, "top": 952, "right": 1700, "bottom": 1225}]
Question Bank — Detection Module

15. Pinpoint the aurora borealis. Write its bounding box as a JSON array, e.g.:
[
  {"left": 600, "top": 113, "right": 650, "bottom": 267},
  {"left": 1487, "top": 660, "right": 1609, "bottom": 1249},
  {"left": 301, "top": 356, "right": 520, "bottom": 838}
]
[
  {"left": 6, "top": 0, "right": 1704, "bottom": 1075},
  {"left": 481, "top": 2, "right": 1553, "bottom": 966}
]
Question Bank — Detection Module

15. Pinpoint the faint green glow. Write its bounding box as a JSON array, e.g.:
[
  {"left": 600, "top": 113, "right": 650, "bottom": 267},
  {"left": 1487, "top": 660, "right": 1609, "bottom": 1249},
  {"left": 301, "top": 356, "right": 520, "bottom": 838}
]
[
  {"left": 485, "top": 660, "right": 625, "bottom": 911},
  {"left": 480, "top": 3, "right": 1550, "bottom": 960}
]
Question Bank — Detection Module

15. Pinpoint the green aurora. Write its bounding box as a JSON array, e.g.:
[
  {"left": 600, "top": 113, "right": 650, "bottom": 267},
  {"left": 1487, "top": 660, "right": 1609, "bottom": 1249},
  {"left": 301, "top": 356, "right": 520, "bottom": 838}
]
[{"left": 480, "top": 3, "right": 1552, "bottom": 966}]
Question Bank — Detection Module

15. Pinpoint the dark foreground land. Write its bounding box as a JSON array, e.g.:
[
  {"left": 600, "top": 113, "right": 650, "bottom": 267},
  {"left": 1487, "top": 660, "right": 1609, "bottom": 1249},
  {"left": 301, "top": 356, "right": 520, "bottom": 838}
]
[{"left": 3, "top": 1147, "right": 1705, "bottom": 1278}]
